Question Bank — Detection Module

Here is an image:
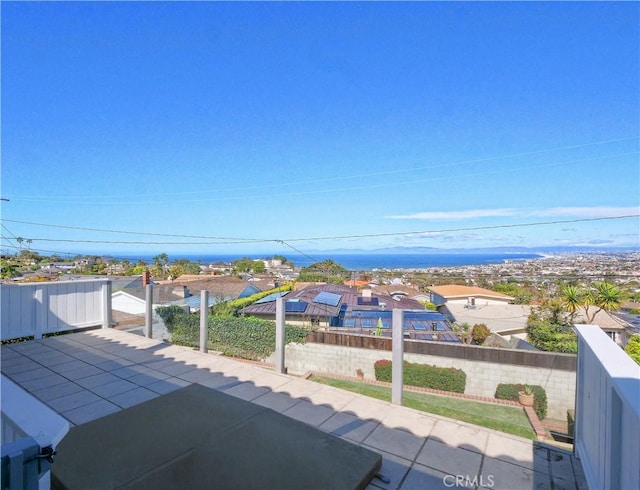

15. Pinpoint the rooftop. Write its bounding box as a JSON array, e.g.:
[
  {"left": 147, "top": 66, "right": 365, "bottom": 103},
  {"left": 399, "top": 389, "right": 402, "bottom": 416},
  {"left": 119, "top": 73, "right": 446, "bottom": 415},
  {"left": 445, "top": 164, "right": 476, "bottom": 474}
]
[
  {"left": 2, "top": 328, "right": 586, "bottom": 489},
  {"left": 427, "top": 285, "right": 514, "bottom": 301}
]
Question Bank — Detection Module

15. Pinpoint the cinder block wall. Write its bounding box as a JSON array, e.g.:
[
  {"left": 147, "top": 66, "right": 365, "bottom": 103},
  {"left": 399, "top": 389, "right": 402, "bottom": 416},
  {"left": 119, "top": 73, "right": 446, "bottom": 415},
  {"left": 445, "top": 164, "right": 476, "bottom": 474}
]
[{"left": 272, "top": 339, "right": 575, "bottom": 420}]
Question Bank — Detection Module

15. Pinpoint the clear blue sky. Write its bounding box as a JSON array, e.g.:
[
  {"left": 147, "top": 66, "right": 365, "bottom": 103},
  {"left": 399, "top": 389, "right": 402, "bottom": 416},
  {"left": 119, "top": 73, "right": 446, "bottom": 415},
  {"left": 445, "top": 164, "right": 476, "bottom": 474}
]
[{"left": 2, "top": 2, "right": 639, "bottom": 257}]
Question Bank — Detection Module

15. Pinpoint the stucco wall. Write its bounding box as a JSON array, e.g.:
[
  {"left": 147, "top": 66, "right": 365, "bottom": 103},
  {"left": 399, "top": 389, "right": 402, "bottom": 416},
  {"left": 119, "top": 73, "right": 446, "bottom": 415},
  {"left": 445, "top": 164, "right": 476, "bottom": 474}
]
[{"left": 273, "top": 341, "right": 576, "bottom": 420}]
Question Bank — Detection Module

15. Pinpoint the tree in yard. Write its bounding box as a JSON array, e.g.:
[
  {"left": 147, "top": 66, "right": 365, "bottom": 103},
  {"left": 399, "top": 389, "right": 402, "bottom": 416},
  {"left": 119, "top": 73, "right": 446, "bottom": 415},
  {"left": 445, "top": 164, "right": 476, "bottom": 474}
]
[
  {"left": 153, "top": 253, "right": 169, "bottom": 279},
  {"left": 526, "top": 303, "right": 577, "bottom": 353},
  {"left": 591, "top": 281, "right": 624, "bottom": 318},
  {"left": 561, "top": 284, "right": 584, "bottom": 323}
]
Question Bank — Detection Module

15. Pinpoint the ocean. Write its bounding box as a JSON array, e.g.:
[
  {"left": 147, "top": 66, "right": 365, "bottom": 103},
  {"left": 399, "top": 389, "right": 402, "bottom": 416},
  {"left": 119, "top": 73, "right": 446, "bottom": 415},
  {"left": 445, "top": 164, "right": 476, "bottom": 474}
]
[{"left": 123, "top": 252, "right": 542, "bottom": 271}]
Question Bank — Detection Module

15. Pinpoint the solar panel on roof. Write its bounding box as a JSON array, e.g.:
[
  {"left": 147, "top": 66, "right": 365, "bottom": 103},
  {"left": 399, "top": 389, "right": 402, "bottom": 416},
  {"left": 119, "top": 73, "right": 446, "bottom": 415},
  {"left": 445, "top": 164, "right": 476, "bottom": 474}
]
[
  {"left": 285, "top": 300, "right": 308, "bottom": 313},
  {"left": 357, "top": 297, "right": 379, "bottom": 306},
  {"left": 312, "top": 292, "right": 341, "bottom": 307},
  {"left": 255, "top": 292, "right": 288, "bottom": 304}
]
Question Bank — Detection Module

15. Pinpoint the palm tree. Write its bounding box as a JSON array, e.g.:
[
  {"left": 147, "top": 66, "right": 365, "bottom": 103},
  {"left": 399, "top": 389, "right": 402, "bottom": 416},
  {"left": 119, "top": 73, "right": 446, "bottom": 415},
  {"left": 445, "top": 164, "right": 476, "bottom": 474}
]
[
  {"left": 153, "top": 253, "right": 169, "bottom": 279},
  {"left": 592, "top": 281, "right": 623, "bottom": 314},
  {"left": 561, "top": 285, "right": 583, "bottom": 323}
]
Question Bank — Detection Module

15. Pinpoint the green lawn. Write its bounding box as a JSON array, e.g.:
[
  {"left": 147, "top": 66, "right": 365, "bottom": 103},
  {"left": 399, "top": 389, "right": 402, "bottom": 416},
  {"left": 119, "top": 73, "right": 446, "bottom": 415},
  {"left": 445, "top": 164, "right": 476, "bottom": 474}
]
[{"left": 311, "top": 376, "right": 535, "bottom": 440}]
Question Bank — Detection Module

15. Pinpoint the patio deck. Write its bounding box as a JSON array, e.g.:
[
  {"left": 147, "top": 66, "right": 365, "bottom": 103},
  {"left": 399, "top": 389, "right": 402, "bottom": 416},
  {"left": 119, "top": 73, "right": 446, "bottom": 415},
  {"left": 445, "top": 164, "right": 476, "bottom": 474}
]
[{"left": 1, "top": 329, "right": 587, "bottom": 489}]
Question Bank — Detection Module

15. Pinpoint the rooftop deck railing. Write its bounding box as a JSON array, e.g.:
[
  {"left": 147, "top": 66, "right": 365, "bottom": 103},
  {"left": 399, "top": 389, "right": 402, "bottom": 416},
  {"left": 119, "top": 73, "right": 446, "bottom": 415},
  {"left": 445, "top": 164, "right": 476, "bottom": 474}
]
[
  {"left": 574, "top": 325, "right": 640, "bottom": 490},
  {"left": 0, "top": 279, "right": 112, "bottom": 341}
]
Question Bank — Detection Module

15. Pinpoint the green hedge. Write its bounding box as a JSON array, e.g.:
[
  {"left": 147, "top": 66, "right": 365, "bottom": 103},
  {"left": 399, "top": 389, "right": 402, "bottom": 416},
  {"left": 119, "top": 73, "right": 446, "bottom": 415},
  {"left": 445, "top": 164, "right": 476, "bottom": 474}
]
[
  {"left": 212, "top": 284, "right": 294, "bottom": 316},
  {"left": 495, "top": 383, "right": 548, "bottom": 420},
  {"left": 374, "top": 359, "right": 466, "bottom": 393},
  {"left": 157, "top": 307, "right": 309, "bottom": 361}
]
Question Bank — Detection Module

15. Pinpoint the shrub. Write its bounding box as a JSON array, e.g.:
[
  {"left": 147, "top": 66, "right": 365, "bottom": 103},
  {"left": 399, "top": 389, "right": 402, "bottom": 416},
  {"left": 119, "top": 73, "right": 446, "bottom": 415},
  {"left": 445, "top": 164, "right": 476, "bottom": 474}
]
[
  {"left": 495, "top": 383, "right": 548, "bottom": 420},
  {"left": 471, "top": 324, "right": 490, "bottom": 345},
  {"left": 156, "top": 305, "right": 188, "bottom": 332},
  {"left": 212, "top": 284, "right": 293, "bottom": 316},
  {"left": 567, "top": 409, "right": 575, "bottom": 437},
  {"left": 374, "top": 359, "right": 466, "bottom": 393},
  {"left": 156, "top": 307, "right": 309, "bottom": 360},
  {"left": 624, "top": 335, "right": 640, "bottom": 365}
]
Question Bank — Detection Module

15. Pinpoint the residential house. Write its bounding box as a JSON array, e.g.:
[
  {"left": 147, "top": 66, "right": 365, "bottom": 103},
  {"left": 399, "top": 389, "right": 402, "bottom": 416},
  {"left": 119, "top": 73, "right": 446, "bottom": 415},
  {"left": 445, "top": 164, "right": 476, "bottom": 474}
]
[
  {"left": 242, "top": 284, "right": 460, "bottom": 342},
  {"left": 427, "top": 284, "right": 514, "bottom": 307},
  {"left": 427, "top": 285, "right": 527, "bottom": 339}
]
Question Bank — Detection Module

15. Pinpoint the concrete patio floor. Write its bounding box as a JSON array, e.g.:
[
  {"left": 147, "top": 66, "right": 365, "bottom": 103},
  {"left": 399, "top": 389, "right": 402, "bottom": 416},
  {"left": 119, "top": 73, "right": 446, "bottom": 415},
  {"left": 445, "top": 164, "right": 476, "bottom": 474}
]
[{"left": 1, "top": 329, "right": 587, "bottom": 489}]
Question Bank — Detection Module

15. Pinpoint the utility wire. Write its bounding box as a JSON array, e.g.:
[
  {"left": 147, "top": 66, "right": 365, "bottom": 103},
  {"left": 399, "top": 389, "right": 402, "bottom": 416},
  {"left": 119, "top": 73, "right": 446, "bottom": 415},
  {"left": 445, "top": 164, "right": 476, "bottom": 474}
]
[
  {"left": 1, "top": 219, "right": 265, "bottom": 242},
  {"left": 0, "top": 225, "right": 22, "bottom": 252},
  {"left": 4, "top": 215, "right": 638, "bottom": 245}
]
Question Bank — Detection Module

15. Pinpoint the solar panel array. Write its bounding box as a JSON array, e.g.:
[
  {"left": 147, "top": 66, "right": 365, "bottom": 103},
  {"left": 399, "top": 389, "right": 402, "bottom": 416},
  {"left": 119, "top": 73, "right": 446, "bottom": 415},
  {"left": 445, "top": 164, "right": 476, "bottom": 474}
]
[
  {"left": 285, "top": 300, "right": 308, "bottom": 313},
  {"left": 312, "top": 292, "right": 342, "bottom": 307},
  {"left": 255, "top": 292, "right": 288, "bottom": 304}
]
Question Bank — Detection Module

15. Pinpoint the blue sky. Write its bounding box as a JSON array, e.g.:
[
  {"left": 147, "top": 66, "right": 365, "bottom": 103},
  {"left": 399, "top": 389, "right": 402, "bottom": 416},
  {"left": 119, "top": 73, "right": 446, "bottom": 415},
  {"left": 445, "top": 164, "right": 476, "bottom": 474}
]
[{"left": 2, "top": 2, "right": 639, "bottom": 257}]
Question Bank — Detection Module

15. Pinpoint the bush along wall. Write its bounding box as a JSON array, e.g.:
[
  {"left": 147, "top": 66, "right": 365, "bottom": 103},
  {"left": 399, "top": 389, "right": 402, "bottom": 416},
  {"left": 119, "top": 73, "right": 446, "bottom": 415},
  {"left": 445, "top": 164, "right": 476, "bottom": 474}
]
[
  {"left": 495, "top": 383, "right": 548, "bottom": 420},
  {"left": 374, "top": 359, "right": 466, "bottom": 393},
  {"left": 156, "top": 307, "right": 309, "bottom": 361}
]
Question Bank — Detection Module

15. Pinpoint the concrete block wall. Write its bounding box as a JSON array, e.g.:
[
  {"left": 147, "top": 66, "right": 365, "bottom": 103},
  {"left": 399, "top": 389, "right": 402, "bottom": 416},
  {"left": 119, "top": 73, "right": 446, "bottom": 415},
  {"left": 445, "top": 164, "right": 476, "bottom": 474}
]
[{"left": 274, "top": 342, "right": 575, "bottom": 419}]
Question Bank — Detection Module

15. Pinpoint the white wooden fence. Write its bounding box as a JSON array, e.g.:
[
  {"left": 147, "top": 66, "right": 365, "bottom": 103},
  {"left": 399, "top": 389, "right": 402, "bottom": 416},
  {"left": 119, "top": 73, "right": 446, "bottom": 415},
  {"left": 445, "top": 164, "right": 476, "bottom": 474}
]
[
  {"left": 574, "top": 325, "right": 640, "bottom": 490},
  {"left": 0, "top": 279, "right": 111, "bottom": 341}
]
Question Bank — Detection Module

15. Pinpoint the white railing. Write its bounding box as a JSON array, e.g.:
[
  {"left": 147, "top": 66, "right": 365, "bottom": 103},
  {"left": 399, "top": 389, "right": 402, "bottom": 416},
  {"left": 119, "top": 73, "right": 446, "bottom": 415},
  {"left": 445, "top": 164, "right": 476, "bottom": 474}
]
[
  {"left": 0, "top": 279, "right": 112, "bottom": 341},
  {"left": 1, "top": 375, "right": 70, "bottom": 489},
  {"left": 574, "top": 325, "right": 640, "bottom": 490}
]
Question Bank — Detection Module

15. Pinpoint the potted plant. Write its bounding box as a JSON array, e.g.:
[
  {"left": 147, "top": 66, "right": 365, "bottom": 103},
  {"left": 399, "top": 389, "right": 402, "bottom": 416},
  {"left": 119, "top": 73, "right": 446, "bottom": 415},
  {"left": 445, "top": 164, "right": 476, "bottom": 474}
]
[{"left": 518, "top": 385, "right": 535, "bottom": 406}]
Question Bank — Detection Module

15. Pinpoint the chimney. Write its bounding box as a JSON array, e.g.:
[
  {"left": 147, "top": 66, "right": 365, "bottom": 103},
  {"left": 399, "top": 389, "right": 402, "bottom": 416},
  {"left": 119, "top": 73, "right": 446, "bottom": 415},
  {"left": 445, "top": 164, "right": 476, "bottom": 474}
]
[
  {"left": 142, "top": 270, "right": 151, "bottom": 287},
  {"left": 362, "top": 289, "right": 372, "bottom": 299}
]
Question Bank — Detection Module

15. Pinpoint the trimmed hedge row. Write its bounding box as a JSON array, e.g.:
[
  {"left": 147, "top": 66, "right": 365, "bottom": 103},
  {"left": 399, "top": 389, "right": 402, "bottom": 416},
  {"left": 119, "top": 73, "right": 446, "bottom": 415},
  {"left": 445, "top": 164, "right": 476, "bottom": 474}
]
[
  {"left": 156, "top": 306, "right": 309, "bottom": 361},
  {"left": 495, "top": 383, "right": 548, "bottom": 420},
  {"left": 374, "top": 359, "right": 466, "bottom": 393}
]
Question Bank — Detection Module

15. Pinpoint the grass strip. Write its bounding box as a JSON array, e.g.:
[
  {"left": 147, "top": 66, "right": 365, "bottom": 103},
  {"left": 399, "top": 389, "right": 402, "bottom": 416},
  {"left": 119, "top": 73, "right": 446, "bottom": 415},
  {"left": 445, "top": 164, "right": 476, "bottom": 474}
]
[{"left": 311, "top": 375, "right": 535, "bottom": 440}]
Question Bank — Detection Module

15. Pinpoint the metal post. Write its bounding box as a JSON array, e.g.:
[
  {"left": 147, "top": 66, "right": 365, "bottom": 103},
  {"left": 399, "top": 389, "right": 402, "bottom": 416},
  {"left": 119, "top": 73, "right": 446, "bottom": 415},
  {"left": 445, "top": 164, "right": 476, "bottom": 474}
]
[
  {"left": 275, "top": 297, "right": 285, "bottom": 373},
  {"left": 392, "top": 308, "right": 404, "bottom": 405},
  {"left": 200, "top": 290, "right": 209, "bottom": 353},
  {"left": 144, "top": 284, "right": 153, "bottom": 338}
]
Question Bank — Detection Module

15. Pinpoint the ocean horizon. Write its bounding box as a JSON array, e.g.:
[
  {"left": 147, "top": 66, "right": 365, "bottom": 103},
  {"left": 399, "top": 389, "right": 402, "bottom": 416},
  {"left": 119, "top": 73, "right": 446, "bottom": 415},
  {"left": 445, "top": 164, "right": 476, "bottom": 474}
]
[{"left": 120, "top": 252, "right": 543, "bottom": 271}]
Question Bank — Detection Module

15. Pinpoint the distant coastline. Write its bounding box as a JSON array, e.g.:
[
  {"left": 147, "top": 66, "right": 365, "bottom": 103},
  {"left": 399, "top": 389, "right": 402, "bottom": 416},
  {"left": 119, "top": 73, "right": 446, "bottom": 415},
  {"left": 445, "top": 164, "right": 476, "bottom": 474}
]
[{"left": 120, "top": 252, "right": 544, "bottom": 271}]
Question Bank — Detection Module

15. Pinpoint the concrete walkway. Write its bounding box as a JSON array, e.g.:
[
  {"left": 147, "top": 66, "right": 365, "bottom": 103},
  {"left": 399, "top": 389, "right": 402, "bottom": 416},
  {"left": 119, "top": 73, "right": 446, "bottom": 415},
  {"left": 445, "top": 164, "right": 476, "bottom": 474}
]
[{"left": 1, "top": 329, "right": 587, "bottom": 489}]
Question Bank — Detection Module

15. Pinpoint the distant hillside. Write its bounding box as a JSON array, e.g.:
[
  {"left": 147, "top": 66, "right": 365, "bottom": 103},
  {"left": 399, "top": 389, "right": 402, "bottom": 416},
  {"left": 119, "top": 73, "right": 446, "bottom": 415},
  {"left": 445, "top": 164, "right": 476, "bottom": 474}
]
[{"left": 308, "top": 245, "right": 639, "bottom": 255}]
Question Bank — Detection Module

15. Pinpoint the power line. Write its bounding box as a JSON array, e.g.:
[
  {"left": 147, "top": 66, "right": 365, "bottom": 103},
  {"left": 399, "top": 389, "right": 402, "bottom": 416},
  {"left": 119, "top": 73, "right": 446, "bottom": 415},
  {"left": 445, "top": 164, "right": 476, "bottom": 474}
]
[
  {"left": 1, "top": 219, "right": 265, "bottom": 242},
  {"left": 4, "top": 214, "right": 638, "bottom": 245}
]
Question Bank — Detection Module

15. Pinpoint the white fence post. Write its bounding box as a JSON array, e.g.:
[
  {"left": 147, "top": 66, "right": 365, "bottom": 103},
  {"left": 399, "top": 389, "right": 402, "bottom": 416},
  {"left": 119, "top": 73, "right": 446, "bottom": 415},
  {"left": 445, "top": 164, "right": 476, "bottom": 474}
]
[
  {"left": 102, "top": 280, "right": 112, "bottom": 329},
  {"left": 33, "top": 287, "right": 44, "bottom": 340},
  {"left": 200, "top": 290, "right": 209, "bottom": 353},
  {"left": 275, "top": 297, "right": 286, "bottom": 374},
  {"left": 392, "top": 309, "right": 404, "bottom": 405}
]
